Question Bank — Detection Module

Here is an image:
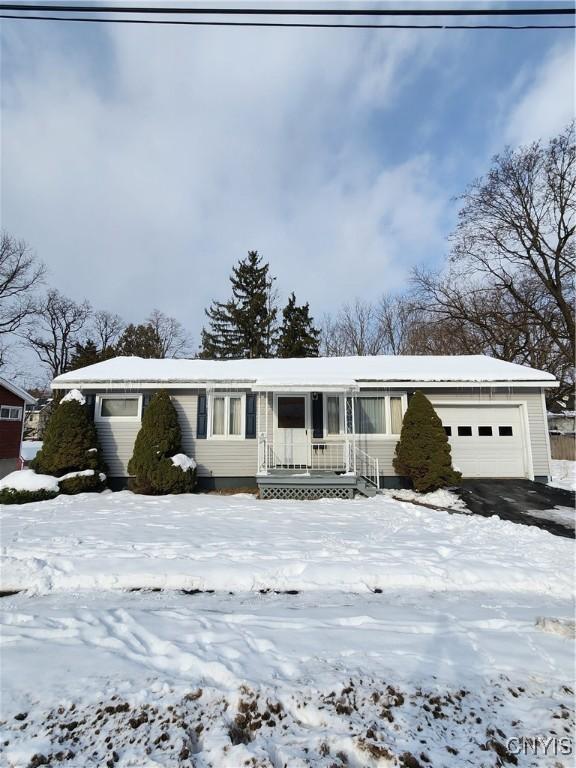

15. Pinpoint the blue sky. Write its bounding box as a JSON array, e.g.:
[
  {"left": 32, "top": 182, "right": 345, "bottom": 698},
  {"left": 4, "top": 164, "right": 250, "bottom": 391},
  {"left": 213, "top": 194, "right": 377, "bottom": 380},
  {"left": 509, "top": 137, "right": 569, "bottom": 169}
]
[{"left": 1, "top": 3, "right": 574, "bottom": 378}]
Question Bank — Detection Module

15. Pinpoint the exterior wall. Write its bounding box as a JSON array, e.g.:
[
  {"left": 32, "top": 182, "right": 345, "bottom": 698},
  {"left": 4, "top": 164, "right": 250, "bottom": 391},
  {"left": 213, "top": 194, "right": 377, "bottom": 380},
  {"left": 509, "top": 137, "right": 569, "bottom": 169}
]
[
  {"left": 0, "top": 386, "right": 24, "bottom": 461},
  {"left": 349, "top": 387, "right": 550, "bottom": 480},
  {"left": 93, "top": 389, "right": 257, "bottom": 478},
  {"left": 172, "top": 391, "right": 257, "bottom": 479},
  {"left": 88, "top": 385, "right": 551, "bottom": 481}
]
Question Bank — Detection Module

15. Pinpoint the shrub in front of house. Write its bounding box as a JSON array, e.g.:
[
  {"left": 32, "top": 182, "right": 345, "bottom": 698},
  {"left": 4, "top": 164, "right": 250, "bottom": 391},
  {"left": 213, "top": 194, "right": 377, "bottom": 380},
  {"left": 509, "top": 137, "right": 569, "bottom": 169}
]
[
  {"left": 393, "top": 390, "right": 462, "bottom": 493},
  {"left": 0, "top": 487, "right": 59, "bottom": 505},
  {"left": 31, "top": 390, "right": 106, "bottom": 494},
  {"left": 128, "top": 390, "right": 196, "bottom": 495},
  {"left": 0, "top": 469, "right": 59, "bottom": 505}
]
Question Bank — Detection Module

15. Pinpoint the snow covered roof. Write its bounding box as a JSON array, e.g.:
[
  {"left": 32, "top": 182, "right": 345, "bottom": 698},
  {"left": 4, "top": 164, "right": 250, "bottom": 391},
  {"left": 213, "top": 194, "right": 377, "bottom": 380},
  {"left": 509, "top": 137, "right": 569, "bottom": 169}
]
[
  {"left": 51, "top": 355, "right": 557, "bottom": 390},
  {"left": 0, "top": 376, "right": 36, "bottom": 404}
]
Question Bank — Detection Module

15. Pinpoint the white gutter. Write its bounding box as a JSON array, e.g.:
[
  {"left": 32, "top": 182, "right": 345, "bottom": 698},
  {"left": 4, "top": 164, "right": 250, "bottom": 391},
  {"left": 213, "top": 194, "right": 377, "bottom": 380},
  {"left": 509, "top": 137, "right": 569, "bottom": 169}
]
[{"left": 51, "top": 379, "right": 558, "bottom": 391}]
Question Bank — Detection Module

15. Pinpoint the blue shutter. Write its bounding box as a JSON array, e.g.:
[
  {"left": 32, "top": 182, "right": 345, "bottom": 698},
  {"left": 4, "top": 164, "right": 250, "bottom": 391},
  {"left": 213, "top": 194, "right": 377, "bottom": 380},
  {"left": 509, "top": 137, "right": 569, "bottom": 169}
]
[
  {"left": 197, "top": 393, "right": 207, "bottom": 439},
  {"left": 85, "top": 394, "right": 96, "bottom": 421},
  {"left": 245, "top": 393, "right": 257, "bottom": 439},
  {"left": 312, "top": 393, "right": 324, "bottom": 439}
]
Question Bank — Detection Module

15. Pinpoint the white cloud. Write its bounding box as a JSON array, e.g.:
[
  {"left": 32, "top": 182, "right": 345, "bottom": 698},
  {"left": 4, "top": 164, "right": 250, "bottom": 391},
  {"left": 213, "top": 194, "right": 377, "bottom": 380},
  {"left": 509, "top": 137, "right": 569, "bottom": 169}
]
[
  {"left": 504, "top": 42, "right": 574, "bottom": 146},
  {"left": 1, "top": 22, "right": 449, "bottom": 355}
]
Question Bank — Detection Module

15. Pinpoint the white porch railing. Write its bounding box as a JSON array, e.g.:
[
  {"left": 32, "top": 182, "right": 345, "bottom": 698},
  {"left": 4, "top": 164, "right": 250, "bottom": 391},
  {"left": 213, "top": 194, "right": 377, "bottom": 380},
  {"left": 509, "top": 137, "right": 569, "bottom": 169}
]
[{"left": 258, "top": 435, "right": 380, "bottom": 489}]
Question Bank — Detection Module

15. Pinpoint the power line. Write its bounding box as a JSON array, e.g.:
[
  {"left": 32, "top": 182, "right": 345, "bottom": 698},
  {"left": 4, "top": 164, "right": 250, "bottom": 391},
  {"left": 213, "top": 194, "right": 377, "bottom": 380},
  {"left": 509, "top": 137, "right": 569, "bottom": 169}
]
[
  {"left": 0, "top": 3, "right": 574, "bottom": 17},
  {"left": 0, "top": 13, "right": 573, "bottom": 29}
]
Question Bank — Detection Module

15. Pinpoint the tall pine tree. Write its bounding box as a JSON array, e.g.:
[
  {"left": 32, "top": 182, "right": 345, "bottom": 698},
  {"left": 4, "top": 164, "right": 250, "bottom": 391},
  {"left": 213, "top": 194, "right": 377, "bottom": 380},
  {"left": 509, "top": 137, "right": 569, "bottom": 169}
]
[
  {"left": 200, "top": 251, "right": 278, "bottom": 359},
  {"left": 277, "top": 293, "right": 320, "bottom": 358}
]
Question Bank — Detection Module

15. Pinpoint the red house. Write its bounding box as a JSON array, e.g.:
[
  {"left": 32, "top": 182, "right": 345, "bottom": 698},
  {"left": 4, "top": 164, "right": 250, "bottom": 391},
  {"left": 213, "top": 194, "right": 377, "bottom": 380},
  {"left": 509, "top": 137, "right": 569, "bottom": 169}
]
[{"left": 0, "top": 377, "right": 36, "bottom": 479}]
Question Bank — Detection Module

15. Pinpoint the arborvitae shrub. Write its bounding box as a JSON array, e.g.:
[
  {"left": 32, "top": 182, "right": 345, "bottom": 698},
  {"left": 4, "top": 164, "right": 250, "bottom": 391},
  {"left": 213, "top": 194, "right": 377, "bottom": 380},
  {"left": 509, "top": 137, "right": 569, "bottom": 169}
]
[
  {"left": 128, "top": 390, "right": 196, "bottom": 495},
  {"left": 0, "top": 488, "right": 58, "bottom": 505},
  {"left": 31, "top": 392, "right": 106, "bottom": 494},
  {"left": 393, "top": 390, "right": 462, "bottom": 493},
  {"left": 58, "top": 472, "right": 105, "bottom": 495}
]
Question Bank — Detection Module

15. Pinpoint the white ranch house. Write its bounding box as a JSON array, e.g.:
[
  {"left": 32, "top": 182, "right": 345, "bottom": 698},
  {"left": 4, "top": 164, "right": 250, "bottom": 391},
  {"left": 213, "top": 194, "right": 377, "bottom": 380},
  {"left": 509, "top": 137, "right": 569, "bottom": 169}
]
[{"left": 52, "top": 355, "right": 557, "bottom": 498}]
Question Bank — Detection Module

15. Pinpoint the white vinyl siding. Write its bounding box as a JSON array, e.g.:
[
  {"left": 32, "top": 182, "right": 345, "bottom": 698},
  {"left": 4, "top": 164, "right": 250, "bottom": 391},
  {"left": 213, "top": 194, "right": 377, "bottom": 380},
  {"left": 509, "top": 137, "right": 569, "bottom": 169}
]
[{"left": 91, "top": 386, "right": 550, "bottom": 480}]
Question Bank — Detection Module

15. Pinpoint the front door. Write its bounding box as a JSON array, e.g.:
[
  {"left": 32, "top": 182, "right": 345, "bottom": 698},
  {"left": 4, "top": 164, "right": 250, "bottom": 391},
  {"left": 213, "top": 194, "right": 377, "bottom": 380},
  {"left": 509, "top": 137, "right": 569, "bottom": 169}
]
[{"left": 274, "top": 395, "right": 310, "bottom": 467}]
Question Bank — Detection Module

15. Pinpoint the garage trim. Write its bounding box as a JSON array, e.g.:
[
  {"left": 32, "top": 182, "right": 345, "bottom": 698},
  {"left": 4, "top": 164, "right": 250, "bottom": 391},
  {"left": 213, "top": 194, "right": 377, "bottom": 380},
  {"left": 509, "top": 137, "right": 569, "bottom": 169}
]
[{"left": 429, "top": 400, "right": 534, "bottom": 481}]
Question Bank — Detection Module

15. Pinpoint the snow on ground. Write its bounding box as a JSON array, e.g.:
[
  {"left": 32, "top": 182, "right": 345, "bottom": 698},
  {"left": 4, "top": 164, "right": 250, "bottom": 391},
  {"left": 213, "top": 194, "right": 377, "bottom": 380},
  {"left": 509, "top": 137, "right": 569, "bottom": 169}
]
[
  {"left": 0, "top": 491, "right": 573, "bottom": 596},
  {"left": 1, "top": 492, "right": 574, "bottom": 766},
  {"left": 549, "top": 460, "right": 576, "bottom": 492},
  {"left": 1, "top": 590, "right": 574, "bottom": 768},
  {"left": 20, "top": 442, "right": 42, "bottom": 462}
]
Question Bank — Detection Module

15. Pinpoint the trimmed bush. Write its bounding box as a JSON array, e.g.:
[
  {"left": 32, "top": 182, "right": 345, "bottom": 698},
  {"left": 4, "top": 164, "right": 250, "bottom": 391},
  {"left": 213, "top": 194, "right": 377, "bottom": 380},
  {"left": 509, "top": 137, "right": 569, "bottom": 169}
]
[
  {"left": 31, "top": 391, "right": 106, "bottom": 494},
  {"left": 58, "top": 472, "right": 106, "bottom": 495},
  {"left": 128, "top": 390, "right": 196, "bottom": 495},
  {"left": 0, "top": 487, "right": 58, "bottom": 505},
  {"left": 393, "top": 390, "right": 462, "bottom": 493}
]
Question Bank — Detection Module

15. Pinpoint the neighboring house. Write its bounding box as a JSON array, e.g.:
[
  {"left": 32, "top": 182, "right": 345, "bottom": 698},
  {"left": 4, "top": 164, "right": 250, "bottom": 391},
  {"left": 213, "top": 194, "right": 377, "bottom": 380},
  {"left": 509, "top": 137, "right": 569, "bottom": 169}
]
[
  {"left": 24, "top": 397, "right": 53, "bottom": 440},
  {"left": 547, "top": 411, "right": 576, "bottom": 462},
  {"left": 51, "top": 355, "right": 557, "bottom": 498},
  {"left": 0, "top": 377, "right": 36, "bottom": 479}
]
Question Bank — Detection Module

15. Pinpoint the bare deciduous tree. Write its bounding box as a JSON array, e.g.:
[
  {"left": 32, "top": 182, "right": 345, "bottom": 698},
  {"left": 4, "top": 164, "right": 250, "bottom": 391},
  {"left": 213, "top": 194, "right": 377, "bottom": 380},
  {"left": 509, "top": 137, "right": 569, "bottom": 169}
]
[
  {"left": 147, "top": 309, "right": 192, "bottom": 358},
  {"left": 92, "top": 310, "right": 125, "bottom": 352},
  {"left": 25, "top": 290, "right": 92, "bottom": 378},
  {"left": 321, "top": 299, "right": 385, "bottom": 356},
  {"left": 0, "top": 232, "right": 45, "bottom": 367},
  {"left": 412, "top": 124, "right": 575, "bottom": 403}
]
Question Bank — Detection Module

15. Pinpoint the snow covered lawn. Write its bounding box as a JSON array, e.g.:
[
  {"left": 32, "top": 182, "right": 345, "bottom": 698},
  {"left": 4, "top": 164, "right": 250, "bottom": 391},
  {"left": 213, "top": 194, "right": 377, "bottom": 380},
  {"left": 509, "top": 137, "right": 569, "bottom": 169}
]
[
  {"left": 1, "top": 590, "right": 574, "bottom": 768},
  {"left": 549, "top": 460, "right": 576, "bottom": 492},
  {"left": 0, "top": 490, "right": 573, "bottom": 596},
  {"left": 1, "top": 492, "right": 574, "bottom": 766}
]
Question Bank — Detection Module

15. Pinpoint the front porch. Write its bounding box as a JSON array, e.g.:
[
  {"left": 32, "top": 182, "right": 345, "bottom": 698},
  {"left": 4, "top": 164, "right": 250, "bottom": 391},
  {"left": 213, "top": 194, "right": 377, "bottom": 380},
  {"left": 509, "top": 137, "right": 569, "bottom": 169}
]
[{"left": 253, "top": 388, "right": 384, "bottom": 499}]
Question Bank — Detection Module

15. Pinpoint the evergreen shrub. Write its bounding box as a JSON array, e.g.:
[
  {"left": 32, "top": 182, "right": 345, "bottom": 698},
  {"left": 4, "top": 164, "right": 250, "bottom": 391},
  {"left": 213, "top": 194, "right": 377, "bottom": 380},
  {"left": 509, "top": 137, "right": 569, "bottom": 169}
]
[
  {"left": 393, "top": 390, "right": 462, "bottom": 493},
  {"left": 128, "top": 390, "right": 196, "bottom": 495}
]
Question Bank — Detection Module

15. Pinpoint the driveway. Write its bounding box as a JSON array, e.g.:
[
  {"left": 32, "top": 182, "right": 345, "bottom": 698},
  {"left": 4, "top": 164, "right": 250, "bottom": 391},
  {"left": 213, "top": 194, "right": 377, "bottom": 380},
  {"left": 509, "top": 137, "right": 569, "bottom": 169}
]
[{"left": 459, "top": 479, "right": 575, "bottom": 539}]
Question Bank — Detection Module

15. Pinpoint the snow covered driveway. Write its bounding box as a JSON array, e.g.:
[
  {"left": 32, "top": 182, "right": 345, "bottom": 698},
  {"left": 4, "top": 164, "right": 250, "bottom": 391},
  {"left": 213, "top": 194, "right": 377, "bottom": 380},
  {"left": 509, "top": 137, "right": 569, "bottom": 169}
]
[{"left": 1, "top": 491, "right": 573, "bottom": 596}]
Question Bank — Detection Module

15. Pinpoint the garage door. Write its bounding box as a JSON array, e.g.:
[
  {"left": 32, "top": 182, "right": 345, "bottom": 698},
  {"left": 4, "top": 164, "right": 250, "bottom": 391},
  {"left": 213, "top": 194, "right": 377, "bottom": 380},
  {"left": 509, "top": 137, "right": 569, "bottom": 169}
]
[{"left": 432, "top": 404, "right": 527, "bottom": 479}]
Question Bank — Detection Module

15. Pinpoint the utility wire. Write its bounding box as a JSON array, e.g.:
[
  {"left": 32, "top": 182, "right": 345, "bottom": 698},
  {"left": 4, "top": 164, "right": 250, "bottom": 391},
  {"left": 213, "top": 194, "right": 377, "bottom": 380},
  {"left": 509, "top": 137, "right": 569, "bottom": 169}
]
[
  {"left": 0, "top": 3, "right": 574, "bottom": 16},
  {"left": 1, "top": 3, "right": 573, "bottom": 29},
  {"left": 0, "top": 14, "right": 573, "bottom": 29}
]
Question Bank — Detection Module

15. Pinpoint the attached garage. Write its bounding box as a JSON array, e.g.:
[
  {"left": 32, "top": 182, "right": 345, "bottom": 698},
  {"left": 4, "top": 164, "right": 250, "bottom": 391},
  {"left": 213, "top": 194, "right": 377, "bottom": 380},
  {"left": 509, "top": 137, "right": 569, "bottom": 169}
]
[{"left": 433, "top": 403, "right": 530, "bottom": 479}]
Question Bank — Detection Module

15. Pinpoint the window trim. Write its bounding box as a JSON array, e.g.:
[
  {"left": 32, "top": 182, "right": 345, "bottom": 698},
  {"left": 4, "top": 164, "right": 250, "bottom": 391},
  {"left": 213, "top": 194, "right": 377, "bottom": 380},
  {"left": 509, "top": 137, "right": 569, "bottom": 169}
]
[
  {"left": 0, "top": 405, "right": 23, "bottom": 421},
  {"left": 95, "top": 394, "right": 143, "bottom": 422},
  {"left": 208, "top": 393, "right": 246, "bottom": 440},
  {"left": 322, "top": 392, "right": 407, "bottom": 439}
]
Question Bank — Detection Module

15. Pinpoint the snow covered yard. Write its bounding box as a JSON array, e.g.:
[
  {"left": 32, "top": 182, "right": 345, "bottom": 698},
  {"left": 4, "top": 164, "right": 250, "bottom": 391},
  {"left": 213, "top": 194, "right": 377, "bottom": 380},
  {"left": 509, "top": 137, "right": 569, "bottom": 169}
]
[
  {"left": 1, "top": 491, "right": 573, "bottom": 596},
  {"left": 1, "top": 491, "right": 574, "bottom": 766},
  {"left": 549, "top": 460, "right": 576, "bottom": 492}
]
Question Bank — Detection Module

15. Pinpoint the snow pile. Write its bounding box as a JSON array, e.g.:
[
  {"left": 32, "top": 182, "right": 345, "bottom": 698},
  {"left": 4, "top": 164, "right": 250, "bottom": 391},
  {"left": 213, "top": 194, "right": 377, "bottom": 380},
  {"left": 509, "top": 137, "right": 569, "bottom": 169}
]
[
  {"left": 58, "top": 469, "right": 107, "bottom": 483},
  {"left": 0, "top": 469, "right": 58, "bottom": 494},
  {"left": 549, "top": 459, "right": 576, "bottom": 491},
  {"left": 0, "top": 492, "right": 572, "bottom": 596},
  {"left": 20, "top": 441, "right": 42, "bottom": 461},
  {"left": 170, "top": 453, "right": 197, "bottom": 471},
  {"left": 60, "top": 388, "right": 86, "bottom": 405},
  {"left": 383, "top": 487, "right": 468, "bottom": 511}
]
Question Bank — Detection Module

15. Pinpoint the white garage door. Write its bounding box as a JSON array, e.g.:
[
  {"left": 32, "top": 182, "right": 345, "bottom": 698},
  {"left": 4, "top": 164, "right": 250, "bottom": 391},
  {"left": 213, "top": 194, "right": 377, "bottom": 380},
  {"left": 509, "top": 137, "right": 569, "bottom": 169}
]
[{"left": 433, "top": 404, "right": 527, "bottom": 479}]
